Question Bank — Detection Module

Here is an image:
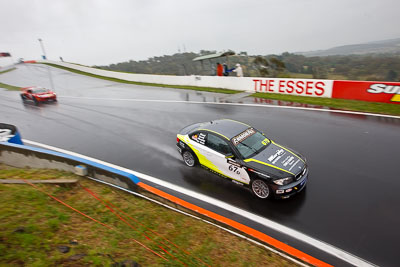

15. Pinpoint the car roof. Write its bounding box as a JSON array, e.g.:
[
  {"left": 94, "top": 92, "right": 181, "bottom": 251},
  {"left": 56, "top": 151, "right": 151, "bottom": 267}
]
[{"left": 195, "top": 119, "right": 251, "bottom": 140}]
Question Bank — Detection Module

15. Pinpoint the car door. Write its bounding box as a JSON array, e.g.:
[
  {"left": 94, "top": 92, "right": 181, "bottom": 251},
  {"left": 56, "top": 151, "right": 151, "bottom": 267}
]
[
  {"left": 204, "top": 133, "right": 250, "bottom": 184},
  {"left": 26, "top": 89, "right": 33, "bottom": 100},
  {"left": 189, "top": 131, "right": 229, "bottom": 175},
  {"left": 188, "top": 131, "right": 217, "bottom": 170}
]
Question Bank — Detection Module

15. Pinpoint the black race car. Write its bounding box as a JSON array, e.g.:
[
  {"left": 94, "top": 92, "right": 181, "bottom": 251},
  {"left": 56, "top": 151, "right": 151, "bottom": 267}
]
[{"left": 176, "top": 119, "right": 308, "bottom": 199}]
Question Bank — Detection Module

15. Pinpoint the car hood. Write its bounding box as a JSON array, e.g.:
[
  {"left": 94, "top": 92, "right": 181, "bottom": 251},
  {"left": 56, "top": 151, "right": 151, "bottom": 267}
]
[
  {"left": 34, "top": 92, "right": 53, "bottom": 96},
  {"left": 245, "top": 142, "right": 305, "bottom": 177}
]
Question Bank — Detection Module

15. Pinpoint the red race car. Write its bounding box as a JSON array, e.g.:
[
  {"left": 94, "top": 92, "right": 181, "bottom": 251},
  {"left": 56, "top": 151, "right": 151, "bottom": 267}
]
[{"left": 20, "top": 86, "right": 57, "bottom": 105}]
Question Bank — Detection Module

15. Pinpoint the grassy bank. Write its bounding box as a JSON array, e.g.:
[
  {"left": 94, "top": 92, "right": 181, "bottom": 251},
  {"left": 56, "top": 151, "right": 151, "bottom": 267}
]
[
  {"left": 251, "top": 92, "right": 400, "bottom": 116},
  {"left": 0, "top": 165, "right": 297, "bottom": 266},
  {"left": 0, "top": 67, "right": 16, "bottom": 75},
  {"left": 0, "top": 82, "right": 21, "bottom": 91}
]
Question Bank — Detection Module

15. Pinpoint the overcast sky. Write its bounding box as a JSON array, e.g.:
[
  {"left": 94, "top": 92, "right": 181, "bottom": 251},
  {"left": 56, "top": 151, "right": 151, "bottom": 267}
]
[{"left": 1, "top": 0, "right": 399, "bottom": 66}]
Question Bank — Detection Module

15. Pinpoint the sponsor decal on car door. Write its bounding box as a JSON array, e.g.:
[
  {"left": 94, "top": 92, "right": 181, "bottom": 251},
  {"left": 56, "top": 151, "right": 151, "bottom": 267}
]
[
  {"left": 199, "top": 144, "right": 250, "bottom": 184},
  {"left": 189, "top": 132, "right": 220, "bottom": 172},
  {"left": 226, "top": 158, "right": 250, "bottom": 184},
  {"left": 191, "top": 132, "right": 250, "bottom": 184}
]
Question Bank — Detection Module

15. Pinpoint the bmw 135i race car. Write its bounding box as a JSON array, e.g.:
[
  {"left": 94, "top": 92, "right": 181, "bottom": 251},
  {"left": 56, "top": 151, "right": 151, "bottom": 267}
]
[{"left": 176, "top": 119, "right": 308, "bottom": 199}]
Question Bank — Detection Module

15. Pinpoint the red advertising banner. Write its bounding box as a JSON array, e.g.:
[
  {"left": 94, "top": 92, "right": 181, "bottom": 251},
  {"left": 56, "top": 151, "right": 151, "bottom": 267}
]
[{"left": 332, "top": 81, "right": 400, "bottom": 104}]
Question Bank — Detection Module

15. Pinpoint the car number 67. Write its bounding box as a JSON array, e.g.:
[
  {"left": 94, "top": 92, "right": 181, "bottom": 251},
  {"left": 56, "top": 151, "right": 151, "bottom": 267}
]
[{"left": 228, "top": 165, "right": 240, "bottom": 174}]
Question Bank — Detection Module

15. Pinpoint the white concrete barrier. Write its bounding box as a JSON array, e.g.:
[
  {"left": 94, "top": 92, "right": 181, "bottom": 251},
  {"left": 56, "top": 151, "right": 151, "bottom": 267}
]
[
  {"left": 36, "top": 60, "right": 333, "bottom": 97},
  {"left": 0, "top": 64, "right": 16, "bottom": 72}
]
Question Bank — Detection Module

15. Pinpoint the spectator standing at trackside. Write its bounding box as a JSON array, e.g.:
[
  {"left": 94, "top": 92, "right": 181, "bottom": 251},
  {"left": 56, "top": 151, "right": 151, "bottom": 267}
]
[
  {"left": 216, "top": 63, "right": 224, "bottom": 76},
  {"left": 233, "top": 63, "right": 243, "bottom": 77},
  {"left": 223, "top": 63, "right": 234, "bottom": 76}
]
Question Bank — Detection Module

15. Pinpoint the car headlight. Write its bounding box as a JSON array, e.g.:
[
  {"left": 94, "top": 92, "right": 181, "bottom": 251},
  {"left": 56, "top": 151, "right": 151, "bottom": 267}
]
[{"left": 273, "top": 177, "right": 293, "bottom": 185}]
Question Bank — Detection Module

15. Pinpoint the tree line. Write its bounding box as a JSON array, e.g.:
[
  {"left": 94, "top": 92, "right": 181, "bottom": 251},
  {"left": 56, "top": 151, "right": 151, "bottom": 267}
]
[{"left": 96, "top": 50, "right": 400, "bottom": 82}]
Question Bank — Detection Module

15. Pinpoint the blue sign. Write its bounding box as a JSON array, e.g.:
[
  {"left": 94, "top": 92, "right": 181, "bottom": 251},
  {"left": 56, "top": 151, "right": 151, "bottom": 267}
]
[{"left": 0, "top": 123, "right": 23, "bottom": 145}]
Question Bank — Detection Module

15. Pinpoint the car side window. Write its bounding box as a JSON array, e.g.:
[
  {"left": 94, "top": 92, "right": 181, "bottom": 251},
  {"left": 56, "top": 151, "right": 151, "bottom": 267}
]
[
  {"left": 190, "top": 132, "right": 207, "bottom": 145},
  {"left": 206, "top": 134, "right": 232, "bottom": 155}
]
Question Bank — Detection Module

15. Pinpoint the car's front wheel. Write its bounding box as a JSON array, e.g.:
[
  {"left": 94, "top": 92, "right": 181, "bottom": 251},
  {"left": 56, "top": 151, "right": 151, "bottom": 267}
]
[
  {"left": 251, "top": 179, "right": 271, "bottom": 199},
  {"left": 33, "top": 97, "right": 39, "bottom": 106},
  {"left": 182, "top": 150, "right": 196, "bottom": 167}
]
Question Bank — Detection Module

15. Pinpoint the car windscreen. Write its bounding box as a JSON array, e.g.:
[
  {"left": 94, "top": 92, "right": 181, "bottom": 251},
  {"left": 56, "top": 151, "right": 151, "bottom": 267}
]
[
  {"left": 231, "top": 128, "right": 270, "bottom": 159},
  {"left": 32, "top": 88, "right": 48, "bottom": 93}
]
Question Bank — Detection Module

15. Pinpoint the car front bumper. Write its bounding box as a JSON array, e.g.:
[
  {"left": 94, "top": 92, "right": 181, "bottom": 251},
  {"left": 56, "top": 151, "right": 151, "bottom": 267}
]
[
  {"left": 36, "top": 96, "right": 56, "bottom": 102},
  {"left": 272, "top": 169, "right": 308, "bottom": 199}
]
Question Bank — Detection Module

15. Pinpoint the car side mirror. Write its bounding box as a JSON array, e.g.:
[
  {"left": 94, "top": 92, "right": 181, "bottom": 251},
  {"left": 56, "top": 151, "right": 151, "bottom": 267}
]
[{"left": 225, "top": 153, "right": 235, "bottom": 159}]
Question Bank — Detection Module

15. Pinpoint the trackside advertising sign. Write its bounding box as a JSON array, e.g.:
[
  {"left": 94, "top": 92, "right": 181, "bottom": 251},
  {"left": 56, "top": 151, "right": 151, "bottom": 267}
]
[
  {"left": 251, "top": 78, "right": 400, "bottom": 104},
  {"left": 332, "top": 81, "right": 400, "bottom": 104},
  {"left": 252, "top": 78, "right": 333, "bottom": 98}
]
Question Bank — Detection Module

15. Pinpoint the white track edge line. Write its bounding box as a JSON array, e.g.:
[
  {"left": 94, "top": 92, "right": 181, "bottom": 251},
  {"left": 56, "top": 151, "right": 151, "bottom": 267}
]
[
  {"left": 59, "top": 95, "right": 400, "bottom": 119},
  {"left": 86, "top": 176, "right": 309, "bottom": 267},
  {"left": 22, "top": 139, "right": 376, "bottom": 267}
]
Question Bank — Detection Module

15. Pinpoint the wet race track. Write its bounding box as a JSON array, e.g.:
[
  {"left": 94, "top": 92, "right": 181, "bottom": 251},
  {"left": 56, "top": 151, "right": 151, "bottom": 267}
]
[{"left": 1, "top": 64, "right": 400, "bottom": 266}]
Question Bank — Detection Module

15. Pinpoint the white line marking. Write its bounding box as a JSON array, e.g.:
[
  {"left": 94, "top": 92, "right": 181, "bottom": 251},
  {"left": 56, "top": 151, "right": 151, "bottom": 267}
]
[
  {"left": 23, "top": 139, "right": 376, "bottom": 267},
  {"left": 59, "top": 95, "right": 400, "bottom": 119}
]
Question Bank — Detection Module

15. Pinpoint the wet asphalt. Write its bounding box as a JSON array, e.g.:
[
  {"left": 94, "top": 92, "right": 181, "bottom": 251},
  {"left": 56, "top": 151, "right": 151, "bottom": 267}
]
[{"left": 1, "top": 64, "right": 400, "bottom": 266}]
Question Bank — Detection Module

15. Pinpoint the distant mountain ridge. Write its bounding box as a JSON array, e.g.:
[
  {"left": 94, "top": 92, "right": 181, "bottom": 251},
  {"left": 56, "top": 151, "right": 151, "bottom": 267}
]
[{"left": 298, "top": 38, "right": 400, "bottom": 57}]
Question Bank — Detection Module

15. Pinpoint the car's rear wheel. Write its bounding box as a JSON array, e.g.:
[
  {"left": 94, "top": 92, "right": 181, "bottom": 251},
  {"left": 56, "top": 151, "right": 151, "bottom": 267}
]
[
  {"left": 182, "top": 150, "right": 196, "bottom": 167},
  {"left": 251, "top": 179, "right": 271, "bottom": 199}
]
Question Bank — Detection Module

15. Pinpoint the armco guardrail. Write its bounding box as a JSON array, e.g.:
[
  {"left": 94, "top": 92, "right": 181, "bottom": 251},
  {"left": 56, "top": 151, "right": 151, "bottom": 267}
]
[
  {"left": 33, "top": 60, "right": 400, "bottom": 104},
  {"left": 0, "top": 142, "right": 140, "bottom": 191}
]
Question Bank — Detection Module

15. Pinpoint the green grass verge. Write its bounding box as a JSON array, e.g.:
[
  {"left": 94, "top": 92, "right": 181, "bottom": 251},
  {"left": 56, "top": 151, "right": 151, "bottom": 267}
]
[
  {"left": 42, "top": 63, "right": 240, "bottom": 94},
  {"left": 0, "top": 67, "right": 16, "bottom": 75},
  {"left": 251, "top": 92, "right": 400, "bottom": 116},
  {"left": 0, "top": 82, "right": 20, "bottom": 91},
  {"left": 0, "top": 165, "right": 297, "bottom": 267}
]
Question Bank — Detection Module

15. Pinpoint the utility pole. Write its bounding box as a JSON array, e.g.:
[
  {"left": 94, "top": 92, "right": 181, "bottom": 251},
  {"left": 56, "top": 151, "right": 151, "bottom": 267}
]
[
  {"left": 38, "top": 38, "right": 54, "bottom": 91},
  {"left": 38, "top": 38, "right": 47, "bottom": 60}
]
